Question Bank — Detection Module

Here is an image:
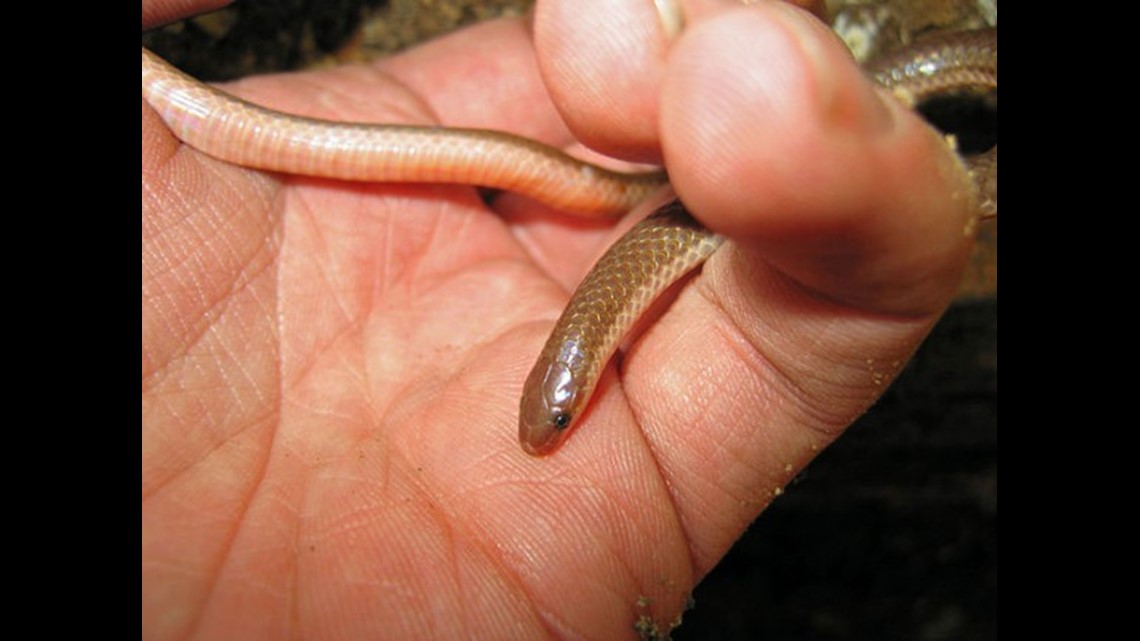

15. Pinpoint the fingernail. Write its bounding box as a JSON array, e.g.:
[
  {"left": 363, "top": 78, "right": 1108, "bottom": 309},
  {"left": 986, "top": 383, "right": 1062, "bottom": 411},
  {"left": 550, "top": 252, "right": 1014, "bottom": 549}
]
[{"left": 654, "top": 0, "right": 685, "bottom": 40}]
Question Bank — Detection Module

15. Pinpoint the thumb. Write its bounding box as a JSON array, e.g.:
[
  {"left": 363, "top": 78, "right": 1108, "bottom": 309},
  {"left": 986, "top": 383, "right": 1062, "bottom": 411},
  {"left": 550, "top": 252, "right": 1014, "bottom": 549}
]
[{"left": 662, "top": 2, "right": 977, "bottom": 316}]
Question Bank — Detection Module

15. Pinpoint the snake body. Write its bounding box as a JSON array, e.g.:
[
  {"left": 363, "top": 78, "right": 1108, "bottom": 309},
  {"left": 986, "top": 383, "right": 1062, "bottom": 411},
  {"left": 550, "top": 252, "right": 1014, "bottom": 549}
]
[
  {"left": 141, "top": 26, "right": 997, "bottom": 457},
  {"left": 141, "top": 48, "right": 665, "bottom": 217}
]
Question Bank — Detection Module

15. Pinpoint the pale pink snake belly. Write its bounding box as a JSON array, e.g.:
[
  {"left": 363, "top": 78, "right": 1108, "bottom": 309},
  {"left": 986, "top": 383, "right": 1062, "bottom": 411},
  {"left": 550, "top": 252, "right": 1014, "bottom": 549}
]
[{"left": 141, "top": 27, "right": 997, "bottom": 456}]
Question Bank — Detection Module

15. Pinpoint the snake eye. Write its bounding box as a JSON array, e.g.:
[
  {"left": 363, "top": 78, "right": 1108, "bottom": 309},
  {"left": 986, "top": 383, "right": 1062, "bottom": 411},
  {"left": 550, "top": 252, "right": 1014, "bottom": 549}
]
[{"left": 552, "top": 412, "right": 572, "bottom": 430}]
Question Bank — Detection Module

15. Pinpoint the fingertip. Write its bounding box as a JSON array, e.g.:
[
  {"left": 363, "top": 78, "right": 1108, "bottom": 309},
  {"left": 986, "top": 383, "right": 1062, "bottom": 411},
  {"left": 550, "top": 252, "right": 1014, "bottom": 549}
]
[
  {"left": 661, "top": 3, "right": 892, "bottom": 230},
  {"left": 659, "top": 4, "right": 977, "bottom": 314},
  {"left": 534, "top": 0, "right": 671, "bottom": 160},
  {"left": 143, "top": 0, "right": 234, "bottom": 30}
]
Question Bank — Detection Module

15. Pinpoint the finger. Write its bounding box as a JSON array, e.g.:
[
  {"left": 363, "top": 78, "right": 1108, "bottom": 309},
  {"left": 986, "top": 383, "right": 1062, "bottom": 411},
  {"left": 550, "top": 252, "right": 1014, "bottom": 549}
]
[
  {"left": 533, "top": 0, "right": 827, "bottom": 162},
  {"left": 614, "top": 3, "right": 978, "bottom": 574},
  {"left": 534, "top": 0, "right": 670, "bottom": 161},
  {"left": 143, "top": 0, "right": 232, "bottom": 29},
  {"left": 662, "top": 2, "right": 976, "bottom": 315}
]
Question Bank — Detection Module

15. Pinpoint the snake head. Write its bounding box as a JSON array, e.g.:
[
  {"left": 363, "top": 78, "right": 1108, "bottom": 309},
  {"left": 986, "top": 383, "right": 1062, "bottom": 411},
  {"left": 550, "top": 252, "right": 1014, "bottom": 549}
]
[{"left": 518, "top": 348, "right": 588, "bottom": 456}]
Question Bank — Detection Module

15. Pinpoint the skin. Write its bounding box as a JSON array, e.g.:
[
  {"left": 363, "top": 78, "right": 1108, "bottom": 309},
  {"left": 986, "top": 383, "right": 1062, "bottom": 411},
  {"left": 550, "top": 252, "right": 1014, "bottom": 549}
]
[{"left": 142, "top": 0, "right": 979, "bottom": 638}]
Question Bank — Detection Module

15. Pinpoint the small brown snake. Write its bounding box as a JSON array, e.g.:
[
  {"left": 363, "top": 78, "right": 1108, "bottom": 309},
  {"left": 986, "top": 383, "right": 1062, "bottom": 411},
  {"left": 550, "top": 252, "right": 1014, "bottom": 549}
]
[{"left": 142, "top": 24, "right": 997, "bottom": 457}]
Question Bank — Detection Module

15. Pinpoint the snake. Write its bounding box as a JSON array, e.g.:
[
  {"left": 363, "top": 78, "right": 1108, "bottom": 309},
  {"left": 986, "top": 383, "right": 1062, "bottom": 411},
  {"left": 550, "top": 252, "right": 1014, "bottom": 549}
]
[{"left": 141, "top": 21, "right": 997, "bottom": 457}]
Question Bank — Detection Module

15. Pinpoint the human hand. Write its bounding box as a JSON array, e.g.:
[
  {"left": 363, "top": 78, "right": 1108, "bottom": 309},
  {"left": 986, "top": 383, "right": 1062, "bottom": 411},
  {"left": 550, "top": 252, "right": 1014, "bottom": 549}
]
[{"left": 142, "top": 1, "right": 979, "bottom": 638}]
